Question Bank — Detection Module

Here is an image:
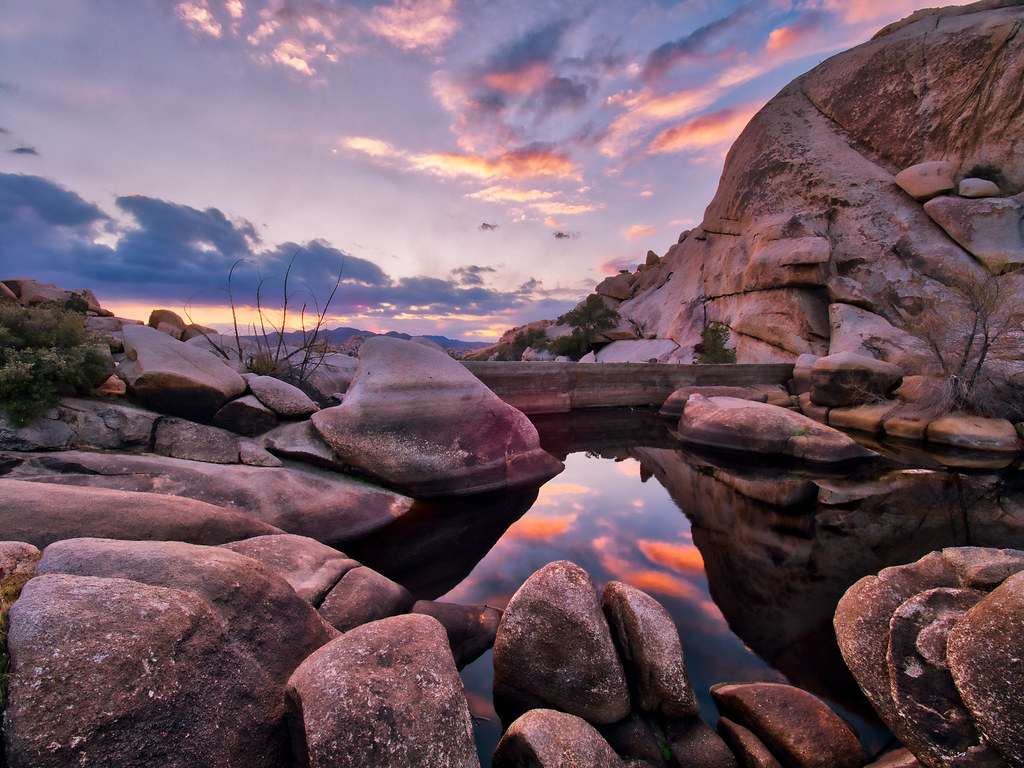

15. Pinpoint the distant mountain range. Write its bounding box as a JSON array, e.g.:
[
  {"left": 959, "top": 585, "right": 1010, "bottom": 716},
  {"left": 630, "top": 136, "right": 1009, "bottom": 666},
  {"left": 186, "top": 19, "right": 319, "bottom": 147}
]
[{"left": 245, "top": 326, "right": 488, "bottom": 353}]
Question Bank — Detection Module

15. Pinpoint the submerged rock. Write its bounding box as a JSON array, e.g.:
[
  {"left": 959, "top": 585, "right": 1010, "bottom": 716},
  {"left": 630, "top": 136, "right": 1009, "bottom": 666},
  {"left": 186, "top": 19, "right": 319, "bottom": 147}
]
[{"left": 311, "top": 336, "right": 562, "bottom": 497}]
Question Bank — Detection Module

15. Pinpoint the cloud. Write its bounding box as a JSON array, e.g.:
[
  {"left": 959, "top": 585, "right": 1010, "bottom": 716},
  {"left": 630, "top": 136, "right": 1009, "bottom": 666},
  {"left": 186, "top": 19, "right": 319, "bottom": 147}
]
[
  {"left": 599, "top": 256, "right": 633, "bottom": 274},
  {"left": 623, "top": 224, "right": 655, "bottom": 241},
  {"left": 765, "top": 11, "right": 828, "bottom": 54},
  {"left": 0, "top": 174, "right": 549, "bottom": 331},
  {"left": 553, "top": 230, "right": 579, "bottom": 240},
  {"left": 10, "top": 146, "right": 38, "bottom": 155},
  {"left": 469, "top": 186, "right": 554, "bottom": 204},
  {"left": 366, "top": 0, "right": 459, "bottom": 52},
  {"left": 506, "top": 514, "right": 578, "bottom": 541},
  {"left": 478, "top": 222, "right": 499, "bottom": 231},
  {"left": 343, "top": 136, "right": 580, "bottom": 182},
  {"left": 175, "top": 0, "right": 223, "bottom": 38},
  {"left": 637, "top": 540, "right": 705, "bottom": 573},
  {"left": 452, "top": 264, "right": 497, "bottom": 285},
  {"left": 647, "top": 102, "right": 760, "bottom": 154},
  {"left": 642, "top": 6, "right": 755, "bottom": 84}
]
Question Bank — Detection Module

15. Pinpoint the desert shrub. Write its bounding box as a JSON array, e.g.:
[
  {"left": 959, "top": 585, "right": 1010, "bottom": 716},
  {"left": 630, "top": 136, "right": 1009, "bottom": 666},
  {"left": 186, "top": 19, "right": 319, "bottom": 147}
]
[
  {"left": 695, "top": 322, "right": 737, "bottom": 364},
  {"left": 0, "top": 304, "right": 111, "bottom": 426},
  {"left": 191, "top": 252, "right": 343, "bottom": 386},
  {"left": 504, "top": 327, "right": 548, "bottom": 361},
  {"left": 551, "top": 295, "right": 620, "bottom": 361},
  {"left": 966, "top": 163, "right": 1003, "bottom": 187}
]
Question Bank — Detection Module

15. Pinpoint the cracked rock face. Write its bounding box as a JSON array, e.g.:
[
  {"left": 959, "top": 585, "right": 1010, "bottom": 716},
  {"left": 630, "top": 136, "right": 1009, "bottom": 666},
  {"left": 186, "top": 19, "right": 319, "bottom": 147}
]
[{"left": 619, "top": 2, "right": 1024, "bottom": 374}]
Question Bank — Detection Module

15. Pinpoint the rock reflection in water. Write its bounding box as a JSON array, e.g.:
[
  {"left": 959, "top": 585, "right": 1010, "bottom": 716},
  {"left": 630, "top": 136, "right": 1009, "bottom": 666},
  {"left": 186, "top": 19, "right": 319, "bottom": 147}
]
[
  {"left": 627, "top": 440, "right": 1024, "bottom": 724},
  {"left": 347, "top": 484, "right": 542, "bottom": 600}
]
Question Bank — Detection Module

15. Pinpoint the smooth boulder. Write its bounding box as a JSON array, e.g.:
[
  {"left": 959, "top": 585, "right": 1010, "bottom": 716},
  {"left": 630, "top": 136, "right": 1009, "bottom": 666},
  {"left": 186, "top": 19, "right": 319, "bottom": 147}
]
[
  {"left": 311, "top": 336, "right": 562, "bottom": 497},
  {"left": 285, "top": 614, "right": 479, "bottom": 768},
  {"left": 493, "top": 709, "right": 632, "bottom": 768},
  {"left": 492, "top": 560, "right": 630, "bottom": 724},
  {"left": 809, "top": 352, "right": 903, "bottom": 407},
  {"left": 677, "top": 395, "right": 875, "bottom": 463},
  {"left": 117, "top": 323, "right": 247, "bottom": 420},
  {"left": 0, "top": 478, "right": 280, "bottom": 548},
  {"left": 4, "top": 573, "right": 286, "bottom": 768}
]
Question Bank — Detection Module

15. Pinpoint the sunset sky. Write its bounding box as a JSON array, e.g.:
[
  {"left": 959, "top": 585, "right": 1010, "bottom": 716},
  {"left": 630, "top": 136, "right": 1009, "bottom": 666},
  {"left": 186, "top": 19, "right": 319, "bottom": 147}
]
[{"left": 0, "top": 0, "right": 973, "bottom": 340}]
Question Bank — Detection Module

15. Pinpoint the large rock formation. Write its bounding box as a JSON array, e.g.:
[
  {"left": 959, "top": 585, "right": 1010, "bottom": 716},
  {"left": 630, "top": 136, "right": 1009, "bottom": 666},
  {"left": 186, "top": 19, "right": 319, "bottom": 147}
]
[
  {"left": 617, "top": 1, "right": 1024, "bottom": 378},
  {"left": 311, "top": 336, "right": 563, "bottom": 497}
]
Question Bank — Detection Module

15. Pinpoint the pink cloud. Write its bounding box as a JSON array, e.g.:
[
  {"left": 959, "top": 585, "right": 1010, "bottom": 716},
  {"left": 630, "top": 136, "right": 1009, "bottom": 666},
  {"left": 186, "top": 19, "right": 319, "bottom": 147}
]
[
  {"left": 647, "top": 102, "right": 759, "bottom": 154},
  {"left": 623, "top": 224, "right": 655, "bottom": 241}
]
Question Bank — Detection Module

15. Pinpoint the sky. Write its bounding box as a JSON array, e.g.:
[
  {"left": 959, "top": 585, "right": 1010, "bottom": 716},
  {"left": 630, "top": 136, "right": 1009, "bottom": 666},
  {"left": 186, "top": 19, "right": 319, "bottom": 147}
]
[{"left": 0, "top": 0, "right": 976, "bottom": 340}]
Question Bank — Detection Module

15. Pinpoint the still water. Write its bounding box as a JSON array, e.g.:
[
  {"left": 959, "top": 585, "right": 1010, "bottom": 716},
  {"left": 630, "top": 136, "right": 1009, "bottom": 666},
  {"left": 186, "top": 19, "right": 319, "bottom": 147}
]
[{"left": 354, "top": 408, "right": 1024, "bottom": 766}]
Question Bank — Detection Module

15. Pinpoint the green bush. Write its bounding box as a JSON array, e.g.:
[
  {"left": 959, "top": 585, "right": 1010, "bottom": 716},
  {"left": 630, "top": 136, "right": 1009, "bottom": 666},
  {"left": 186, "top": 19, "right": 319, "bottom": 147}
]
[
  {"left": 553, "top": 295, "right": 620, "bottom": 361},
  {"left": 695, "top": 321, "right": 737, "bottom": 364},
  {"left": 0, "top": 304, "right": 111, "bottom": 426}
]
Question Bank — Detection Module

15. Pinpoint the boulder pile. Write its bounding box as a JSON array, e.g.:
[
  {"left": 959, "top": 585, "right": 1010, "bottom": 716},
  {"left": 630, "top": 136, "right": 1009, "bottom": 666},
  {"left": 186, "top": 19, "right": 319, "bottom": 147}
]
[{"left": 491, "top": 560, "right": 866, "bottom": 768}]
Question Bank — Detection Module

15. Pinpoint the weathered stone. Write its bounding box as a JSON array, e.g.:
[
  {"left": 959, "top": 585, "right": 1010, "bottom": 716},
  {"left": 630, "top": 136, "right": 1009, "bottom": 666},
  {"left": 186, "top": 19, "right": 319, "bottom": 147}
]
[
  {"left": 221, "top": 534, "right": 358, "bottom": 606},
  {"left": 3, "top": 280, "right": 106, "bottom": 315},
  {"left": 894, "top": 161, "right": 955, "bottom": 202},
  {"left": 154, "top": 416, "right": 240, "bottom": 463},
  {"left": 792, "top": 353, "right": 819, "bottom": 395},
  {"left": 948, "top": 570, "right": 1024, "bottom": 768},
  {"left": 710, "top": 682, "right": 864, "bottom": 768},
  {"left": 244, "top": 373, "right": 319, "bottom": 418},
  {"left": 596, "top": 274, "right": 633, "bottom": 300},
  {"left": 666, "top": 716, "right": 739, "bottom": 768},
  {"left": 677, "top": 395, "right": 875, "bottom": 463},
  {"left": 827, "top": 403, "right": 894, "bottom": 434},
  {"left": 4, "top": 574, "right": 287, "bottom": 768},
  {"left": 595, "top": 338, "right": 681, "bottom": 363},
  {"left": 0, "top": 541, "right": 40, "bottom": 579},
  {"left": 718, "top": 718, "right": 782, "bottom": 768},
  {"left": 0, "top": 410, "right": 73, "bottom": 451},
  {"left": 926, "top": 412, "right": 1020, "bottom": 452},
  {"left": 959, "top": 178, "right": 1001, "bottom": 198},
  {"left": 3, "top": 450, "right": 412, "bottom": 549},
  {"left": 0, "top": 478, "right": 280, "bottom": 548},
  {"left": 318, "top": 565, "right": 414, "bottom": 633},
  {"left": 118, "top": 324, "right": 247, "bottom": 420},
  {"left": 147, "top": 308, "right": 186, "bottom": 334},
  {"left": 886, "top": 587, "right": 989, "bottom": 768},
  {"left": 924, "top": 195, "right": 1024, "bottom": 274},
  {"left": 302, "top": 353, "right": 359, "bottom": 402},
  {"left": 742, "top": 236, "right": 831, "bottom": 291},
  {"left": 286, "top": 614, "right": 479, "bottom": 768},
  {"left": 882, "top": 406, "right": 932, "bottom": 441},
  {"left": 827, "top": 277, "right": 876, "bottom": 311},
  {"left": 493, "top": 709, "right": 631, "bottom": 768},
  {"left": 601, "top": 580, "right": 700, "bottom": 718},
  {"left": 493, "top": 560, "right": 630, "bottom": 724},
  {"left": 412, "top": 600, "right": 502, "bottom": 668},
  {"left": 865, "top": 748, "right": 922, "bottom": 768},
  {"left": 212, "top": 393, "right": 279, "bottom": 437},
  {"left": 827, "top": 305, "right": 938, "bottom": 375},
  {"left": 311, "top": 336, "right": 562, "bottom": 497},
  {"left": 0, "top": 280, "right": 17, "bottom": 302},
  {"left": 809, "top": 352, "right": 903, "bottom": 408},
  {"left": 262, "top": 420, "right": 349, "bottom": 470},
  {"left": 238, "top": 440, "right": 283, "bottom": 466},
  {"left": 660, "top": 385, "right": 768, "bottom": 420},
  {"left": 37, "top": 538, "right": 338, "bottom": 682}
]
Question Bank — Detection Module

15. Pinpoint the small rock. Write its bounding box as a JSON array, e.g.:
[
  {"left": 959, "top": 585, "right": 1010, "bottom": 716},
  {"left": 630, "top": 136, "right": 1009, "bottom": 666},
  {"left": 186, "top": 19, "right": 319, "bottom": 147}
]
[
  {"left": 923, "top": 195, "right": 1024, "bottom": 273},
  {"left": 493, "top": 709, "right": 632, "bottom": 768},
  {"left": 412, "top": 599, "right": 503, "bottom": 668},
  {"left": 318, "top": 565, "right": 414, "bottom": 632},
  {"left": 221, "top": 534, "right": 358, "bottom": 606},
  {"left": 809, "top": 351, "right": 903, "bottom": 407},
  {"left": 926, "top": 412, "right": 1020, "bottom": 452},
  {"left": 244, "top": 374, "right": 319, "bottom": 418},
  {"left": 710, "top": 682, "right": 865, "bottom": 768},
  {"left": 154, "top": 416, "right": 240, "bottom": 463},
  {"left": 894, "top": 161, "right": 954, "bottom": 201},
  {"left": 212, "top": 394, "right": 279, "bottom": 437},
  {"left": 958, "top": 178, "right": 1000, "bottom": 198},
  {"left": 666, "top": 716, "right": 739, "bottom": 768},
  {"left": 718, "top": 717, "right": 781, "bottom": 768}
]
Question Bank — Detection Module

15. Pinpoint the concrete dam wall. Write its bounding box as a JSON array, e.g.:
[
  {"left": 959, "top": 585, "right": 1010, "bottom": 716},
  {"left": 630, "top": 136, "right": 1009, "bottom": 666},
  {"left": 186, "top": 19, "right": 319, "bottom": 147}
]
[{"left": 462, "top": 362, "right": 796, "bottom": 414}]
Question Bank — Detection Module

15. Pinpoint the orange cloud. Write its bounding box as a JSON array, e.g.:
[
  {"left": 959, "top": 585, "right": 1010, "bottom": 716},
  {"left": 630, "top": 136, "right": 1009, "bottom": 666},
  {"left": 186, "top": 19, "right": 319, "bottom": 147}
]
[
  {"left": 414, "top": 148, "right": 579, "bottom": 181},
  {"left": 600, "top": 257, "right": 634, "bottom": 275},
  {"left": 468, "top": 186, "right": 555, "bottom": 203},
  {"left": 647, "top": 103, "right": 759, "bottom": 154},
  {"left": 624, "top": 224, "right": 655, "bottom": 241},
  {"left": 530, "top": 201, "right": 597, "bottom": 216},
  {"left": 482, "top": 62, "right": 552, "bottom": 95},
  {"left": 506, "top": 514, "right": 578, "bottom": 541},
  {"left": 638, "top": 540, "right": 705, "bottom": 574},
  {"left": 366, "top": 0, "right": 458, "bottom": 52},
  {"left": 627, "top": 571, "right": 704, "bottom": 601}
]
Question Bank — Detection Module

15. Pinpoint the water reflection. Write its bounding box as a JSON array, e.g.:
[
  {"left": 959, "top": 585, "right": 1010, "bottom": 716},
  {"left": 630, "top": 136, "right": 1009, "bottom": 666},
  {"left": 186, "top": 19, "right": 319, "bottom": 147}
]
[{"left": 363, "top": 408, "right": 1024, "bottom": 766}]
